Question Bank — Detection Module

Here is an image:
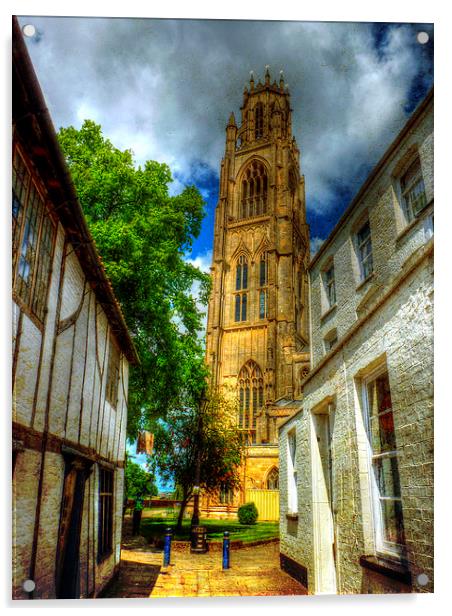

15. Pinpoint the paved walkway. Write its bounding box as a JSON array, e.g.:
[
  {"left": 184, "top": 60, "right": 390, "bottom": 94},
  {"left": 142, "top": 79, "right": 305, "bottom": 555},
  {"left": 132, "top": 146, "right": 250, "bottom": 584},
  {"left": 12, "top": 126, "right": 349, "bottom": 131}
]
[{"left": 101, "top": 532, "right": 307, "bottom": 598}]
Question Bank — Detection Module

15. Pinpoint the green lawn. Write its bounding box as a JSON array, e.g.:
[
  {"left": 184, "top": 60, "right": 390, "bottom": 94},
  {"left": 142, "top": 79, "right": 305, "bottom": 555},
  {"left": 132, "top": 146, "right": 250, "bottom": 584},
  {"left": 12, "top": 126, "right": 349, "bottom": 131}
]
[{"left": 138, "top": 513, "right": 279, "bottom": 544}]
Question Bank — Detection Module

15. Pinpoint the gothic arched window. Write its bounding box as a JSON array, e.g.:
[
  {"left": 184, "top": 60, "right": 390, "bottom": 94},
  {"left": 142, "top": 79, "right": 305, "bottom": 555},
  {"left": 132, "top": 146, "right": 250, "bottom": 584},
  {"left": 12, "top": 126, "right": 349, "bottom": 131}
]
[
  {"left": 238, "top": 360, "right": 264, "bottom": 443},
  {"left": 258, "top": 252, "right": 269, "bottom": 320},
  {"left": 240, "top": 161, "right": 268, "bottom": 219},
  {"left": 266, "top": 467, "right": 279, "bottom": 490},
  {"left": 234, "top": 255, "right": 248, "bottom": 322},
  {"left": 255, "top": 102, "right": 264, "bottom": 140}
]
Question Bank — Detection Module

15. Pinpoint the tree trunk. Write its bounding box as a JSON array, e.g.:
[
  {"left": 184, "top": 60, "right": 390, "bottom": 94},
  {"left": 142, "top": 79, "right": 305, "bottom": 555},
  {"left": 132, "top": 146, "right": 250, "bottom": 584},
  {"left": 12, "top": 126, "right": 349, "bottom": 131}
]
[{"left": 176, "top": 492, "right": 191, "bottom": 532}]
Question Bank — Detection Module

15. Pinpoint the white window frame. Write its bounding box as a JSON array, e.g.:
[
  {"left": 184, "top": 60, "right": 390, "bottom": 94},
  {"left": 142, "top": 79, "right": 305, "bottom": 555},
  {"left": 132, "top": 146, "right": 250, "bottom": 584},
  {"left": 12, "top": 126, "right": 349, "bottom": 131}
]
[
  {"left": 399, "top": 156, "right": 427, "bottom": 223},
  {"left": 323, "top": 264, "right": 336, "bottom": 308},
  {"left": 362, "top": 366, "right": 406, "bottom": 560},
  {"left": 356, "top": 220, "right": 373, "bottom": 282},
  {"left": 287, "top": 429, "right": 298, "bottom": 514}
]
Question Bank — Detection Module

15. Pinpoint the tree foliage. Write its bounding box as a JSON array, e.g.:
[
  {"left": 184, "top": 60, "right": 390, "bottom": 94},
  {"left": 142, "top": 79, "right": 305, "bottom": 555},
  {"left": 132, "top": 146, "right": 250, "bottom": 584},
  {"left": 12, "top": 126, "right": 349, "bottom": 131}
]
[
  {"left": 57, "top": 120, "right": 210, "bottom": 438},
  {"left": 237, "top": 502, "right": 258, "bottom": 525},
  {"left": 149, "top": 388, "right": 245, "bottom": 529},
  {"left": 124, "top": 455, "right": 158, "bottom": 501}
]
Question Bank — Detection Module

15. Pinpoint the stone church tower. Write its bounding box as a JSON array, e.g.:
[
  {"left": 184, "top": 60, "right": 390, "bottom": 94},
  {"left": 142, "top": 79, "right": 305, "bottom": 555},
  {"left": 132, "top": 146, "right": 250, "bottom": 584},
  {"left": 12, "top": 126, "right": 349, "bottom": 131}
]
[{"left": 204, "top": 68, "right": 310, "bottom": 511}]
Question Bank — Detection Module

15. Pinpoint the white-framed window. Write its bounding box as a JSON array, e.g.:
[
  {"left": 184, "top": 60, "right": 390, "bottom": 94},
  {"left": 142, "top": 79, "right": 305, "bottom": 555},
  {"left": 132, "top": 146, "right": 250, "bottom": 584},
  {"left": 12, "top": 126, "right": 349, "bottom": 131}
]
[
  {"left": 400, "top": 157, "right": 427, "bottom": 223},
  {"left": 323, "top": 264, "right": 336, "bottom": 308},
  {"left": 356, "top": 220, "right": 373, "bottom": 281},
  {"left": 424, "top": 212, "right": 434, "bottom": 241},
  {"left": 362, "top": 368, "right": 405, "bottom": 558},
  {"left": 287, "top": 429, "right": 298, "bottom": 513}
]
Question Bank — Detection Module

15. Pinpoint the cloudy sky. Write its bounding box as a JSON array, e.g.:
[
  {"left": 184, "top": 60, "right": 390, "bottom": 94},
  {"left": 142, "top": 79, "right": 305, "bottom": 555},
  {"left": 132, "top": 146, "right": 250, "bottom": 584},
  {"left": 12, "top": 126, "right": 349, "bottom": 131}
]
[{"left": 18, "top": 16, "right": 433, "bottom": 267}]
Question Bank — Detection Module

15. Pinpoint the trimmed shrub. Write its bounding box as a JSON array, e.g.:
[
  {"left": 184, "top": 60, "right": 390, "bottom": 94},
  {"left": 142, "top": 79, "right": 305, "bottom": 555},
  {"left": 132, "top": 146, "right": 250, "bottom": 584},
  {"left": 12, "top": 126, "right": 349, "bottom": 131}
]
[{"left": 237, "top": 502, "right": 258, "bottom": 525}]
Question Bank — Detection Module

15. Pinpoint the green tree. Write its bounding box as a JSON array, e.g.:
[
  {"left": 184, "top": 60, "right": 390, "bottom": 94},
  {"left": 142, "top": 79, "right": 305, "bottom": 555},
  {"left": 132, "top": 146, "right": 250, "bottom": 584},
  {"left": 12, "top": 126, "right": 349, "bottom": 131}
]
[
  {"left": 124, "top": 455, "right": 158, "bottom": 501},
  {"left": 149, "top": 388, "right": 245, "bottom": 531},
  {"left": 57, "top": 121, "right": 210, "bottom": 438}
]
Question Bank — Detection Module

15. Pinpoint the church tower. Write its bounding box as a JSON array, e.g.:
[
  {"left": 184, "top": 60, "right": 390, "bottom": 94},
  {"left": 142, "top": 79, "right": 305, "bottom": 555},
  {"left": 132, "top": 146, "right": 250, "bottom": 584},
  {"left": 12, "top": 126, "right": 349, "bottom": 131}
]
[{"left": 205, "top": 68, "right": 310, "bottom": 504}]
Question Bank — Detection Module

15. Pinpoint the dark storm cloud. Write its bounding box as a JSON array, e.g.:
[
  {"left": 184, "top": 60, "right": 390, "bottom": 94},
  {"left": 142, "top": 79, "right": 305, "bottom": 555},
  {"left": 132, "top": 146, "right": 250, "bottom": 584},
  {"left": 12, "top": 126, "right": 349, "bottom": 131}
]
[{"left": 19, "top": 17, "right": 433, "bottom": 230}]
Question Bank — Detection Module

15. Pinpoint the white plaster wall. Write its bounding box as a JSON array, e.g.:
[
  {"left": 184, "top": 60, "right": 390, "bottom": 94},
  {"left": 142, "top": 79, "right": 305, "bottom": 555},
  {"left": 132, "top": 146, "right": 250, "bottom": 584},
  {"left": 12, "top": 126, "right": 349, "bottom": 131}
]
[
  {"left": 13, "top": 315, "right": 41, "bottom": 427},
  {"left": 33, "top": 225, "right": 65, "bottom": 434},
  {"left": 33, "top": 452, "right": 65, "bottom": 599}
]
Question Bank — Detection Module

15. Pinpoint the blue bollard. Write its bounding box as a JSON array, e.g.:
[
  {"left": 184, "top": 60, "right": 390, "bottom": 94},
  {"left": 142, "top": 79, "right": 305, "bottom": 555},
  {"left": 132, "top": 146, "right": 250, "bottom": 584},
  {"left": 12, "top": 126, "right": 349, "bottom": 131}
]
[
  {"left": 163, "top": 527, "right": 172, "bottom": 566},
  {"left": 222, "top": 531, "right": 230, "bottom": 569}
]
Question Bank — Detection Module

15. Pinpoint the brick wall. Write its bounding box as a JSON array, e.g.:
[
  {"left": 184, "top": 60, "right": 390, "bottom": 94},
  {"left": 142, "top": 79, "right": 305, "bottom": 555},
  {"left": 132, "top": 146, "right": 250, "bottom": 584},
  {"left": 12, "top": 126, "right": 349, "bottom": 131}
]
[{"left": 279, "top": 96, "right": 433, "bottom": 595}]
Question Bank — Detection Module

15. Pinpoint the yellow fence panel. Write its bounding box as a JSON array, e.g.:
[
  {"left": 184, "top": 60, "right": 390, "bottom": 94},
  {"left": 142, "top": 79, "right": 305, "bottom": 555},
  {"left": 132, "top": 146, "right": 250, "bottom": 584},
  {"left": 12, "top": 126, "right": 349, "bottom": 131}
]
[{"left": 244, "top": 489, "right": 280, "bottom": 521}]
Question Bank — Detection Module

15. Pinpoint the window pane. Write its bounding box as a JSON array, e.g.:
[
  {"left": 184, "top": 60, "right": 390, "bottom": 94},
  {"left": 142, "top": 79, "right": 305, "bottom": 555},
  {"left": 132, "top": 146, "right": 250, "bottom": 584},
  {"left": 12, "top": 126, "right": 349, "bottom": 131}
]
[
  {"left": 370, "top": 411, "right": 396, "bottom": 453},
  {"left": 366, "top": 370, "right": 405, "bottom": 550},
  {"left": 325, "top": 267, "right": 336, "bottom": 306},
  {"left": 367, "top": 373, "right": 396, "bottom": 454},
  {"left": 260, "top": 259, "right": 266, "bottom": 286},
  {"left": 32, "top": 216, "right": 55, "bottom": 321},
  {"left": 244, "top": 388, "right": 250, "bottom": 428},
  {"left": 358, "top": 221, "right": 370, "bottom": 245},
  {"left": 241, "top": 293, "right": 247, "bottom": 321},
  {"left": 380, "top": 499, "right": 405, "bottom": 545},
  {"left": 362, "top": 252, "right": 373, "bottom": 278},
  {"left": 374, "top": 456, "right": 401, "bottom": 498},
  {"left": 259, "top": 290, "right": 265, "bottom": 319},
  {"left": 13, "top": 150, "right": 30, "bottom": 205},
  {"left": 401, "top": 158, "right": 420, "bottom": 191},
  {"left": 242, "top": 263, "right": 248, "bottom": 289},
  {"left": 408, "top": 178, "right": 427, "bottom": 216},
  {"left": 235, "top": 294, "right": 241, "bottom": 321},
  {"left": 15, "top": 185, "right": 43, "bottom": 305},
  {"left": 357, "top": 222, "right": 373, "bottom": 279},
  {"left": 236, "top": 264, "right": 242, "bottom": 290}
]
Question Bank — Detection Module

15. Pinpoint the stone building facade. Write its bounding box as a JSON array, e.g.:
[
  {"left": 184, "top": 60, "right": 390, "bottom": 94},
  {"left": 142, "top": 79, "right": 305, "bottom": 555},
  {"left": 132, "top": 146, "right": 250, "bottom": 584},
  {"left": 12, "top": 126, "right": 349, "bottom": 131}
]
[
  {"left": 12, "top": 18, "right": 138, "bottom": 599},
  {"left": 279, "top": 90, "right": 433, "bottom": 594},
  {"left": 204, "top": 69, "right": 310, "bottom": 516}
]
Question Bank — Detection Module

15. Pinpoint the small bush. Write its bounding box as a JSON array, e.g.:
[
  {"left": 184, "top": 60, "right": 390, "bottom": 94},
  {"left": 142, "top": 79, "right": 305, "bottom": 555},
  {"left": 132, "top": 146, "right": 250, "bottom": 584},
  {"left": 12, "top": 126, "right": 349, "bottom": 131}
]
[{"left": 237, "top": 502, "right": 258, "bottom": 525}]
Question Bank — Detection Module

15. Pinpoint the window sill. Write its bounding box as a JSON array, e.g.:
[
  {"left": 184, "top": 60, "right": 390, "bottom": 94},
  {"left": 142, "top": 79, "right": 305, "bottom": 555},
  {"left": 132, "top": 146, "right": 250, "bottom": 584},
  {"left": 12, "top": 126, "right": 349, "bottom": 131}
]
[
  {"left": 359, "top": 555, "right": 411, "bottom": 585},
  {"left": 355, "top": 271, "right": 375, "bottom": 292},
  {"left": 286, "top": 513, "right": 299, "bottom": 521},
  {"left": 320, "top": 304, "right": 337, "bottom": 323},
  {"left": 396, "top": 198, "right": 434, "bottom": 244}
]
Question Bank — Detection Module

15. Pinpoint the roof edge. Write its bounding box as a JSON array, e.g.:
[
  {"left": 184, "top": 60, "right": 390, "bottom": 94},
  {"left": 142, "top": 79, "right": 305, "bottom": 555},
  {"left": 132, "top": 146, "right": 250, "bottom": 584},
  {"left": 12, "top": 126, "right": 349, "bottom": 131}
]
[
  {"left": 309, "top": 88, "right": 433, "bottom": 271},
  {"left": 12, "top": 16, "right": 139, "bottom": 365}
]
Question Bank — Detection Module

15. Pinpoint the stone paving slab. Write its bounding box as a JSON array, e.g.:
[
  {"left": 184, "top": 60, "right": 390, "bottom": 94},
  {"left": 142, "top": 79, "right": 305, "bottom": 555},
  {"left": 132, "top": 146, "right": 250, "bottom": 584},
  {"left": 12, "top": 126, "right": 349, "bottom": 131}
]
[{"left": 101, "top": 536, "right": 307, "bottom": 598}]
